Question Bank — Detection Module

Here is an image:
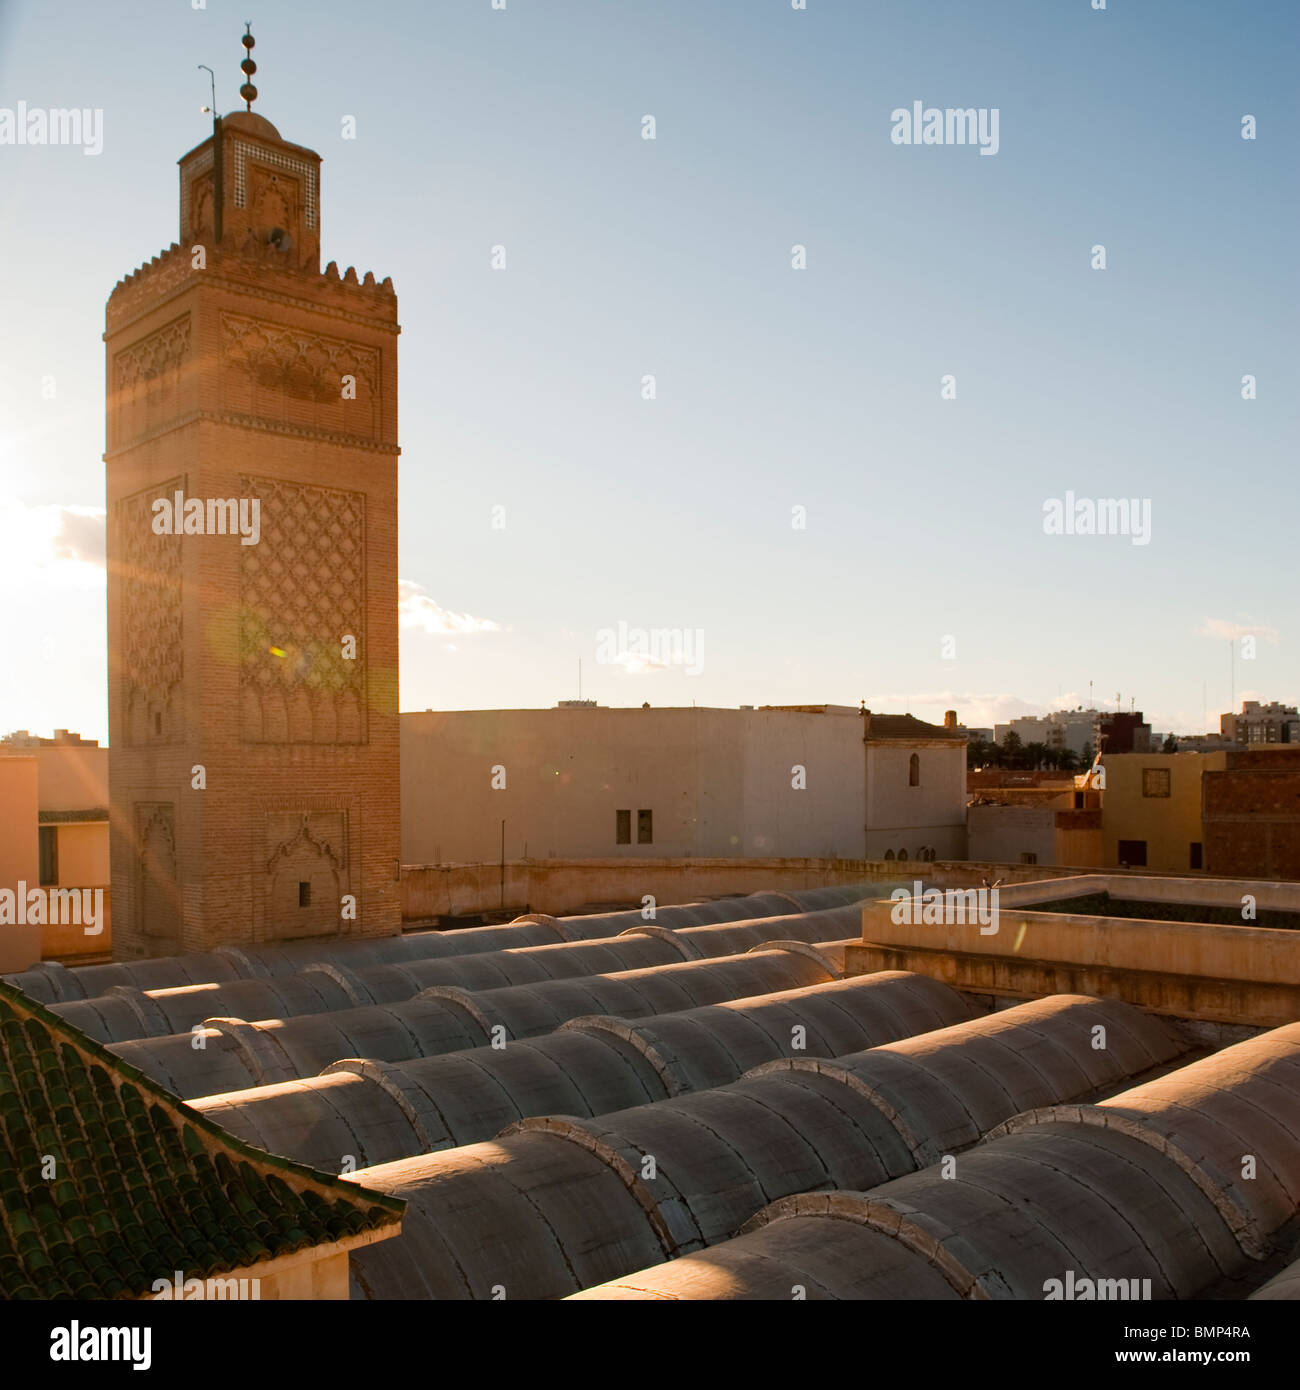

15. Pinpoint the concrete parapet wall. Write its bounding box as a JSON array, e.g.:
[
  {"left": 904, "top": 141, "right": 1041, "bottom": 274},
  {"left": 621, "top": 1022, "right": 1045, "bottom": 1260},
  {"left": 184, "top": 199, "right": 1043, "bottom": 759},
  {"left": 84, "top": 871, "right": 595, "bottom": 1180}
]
[{"left": 399, "top": 860, "right": 895, "bottom": 921}]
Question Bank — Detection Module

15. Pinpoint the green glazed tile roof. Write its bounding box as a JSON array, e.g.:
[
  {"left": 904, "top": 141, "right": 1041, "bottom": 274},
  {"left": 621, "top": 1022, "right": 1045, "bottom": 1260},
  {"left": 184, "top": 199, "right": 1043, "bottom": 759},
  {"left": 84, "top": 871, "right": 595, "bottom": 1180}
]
[{"left": 0, "top": 978, "right": 404, "bottom": 1299}]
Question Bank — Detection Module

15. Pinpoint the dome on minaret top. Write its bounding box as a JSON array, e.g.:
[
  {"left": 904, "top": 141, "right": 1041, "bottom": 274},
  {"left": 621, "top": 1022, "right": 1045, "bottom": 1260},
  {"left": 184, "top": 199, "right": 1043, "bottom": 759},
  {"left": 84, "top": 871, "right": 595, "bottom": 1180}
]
[{"left": 222, "top": 110, "right": 282, "bottom": 141}]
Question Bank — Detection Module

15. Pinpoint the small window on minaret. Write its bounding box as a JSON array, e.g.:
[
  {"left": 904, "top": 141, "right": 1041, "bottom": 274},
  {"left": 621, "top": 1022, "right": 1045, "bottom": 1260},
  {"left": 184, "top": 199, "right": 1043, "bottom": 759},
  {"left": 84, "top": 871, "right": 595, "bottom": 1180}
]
[
  {"left": 298, "top": 881, "right": 311, "bottom": 907},
  {"left": 154, "top": 712, "right": 162, "bottom": 736}
]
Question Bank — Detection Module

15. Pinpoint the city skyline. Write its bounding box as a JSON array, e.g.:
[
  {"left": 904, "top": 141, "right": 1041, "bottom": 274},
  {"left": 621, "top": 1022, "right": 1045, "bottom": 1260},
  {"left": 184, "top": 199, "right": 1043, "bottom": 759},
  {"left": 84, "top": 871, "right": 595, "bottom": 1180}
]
[{"left": 1, "top": 0, "right": 1296, "bottom": 742}]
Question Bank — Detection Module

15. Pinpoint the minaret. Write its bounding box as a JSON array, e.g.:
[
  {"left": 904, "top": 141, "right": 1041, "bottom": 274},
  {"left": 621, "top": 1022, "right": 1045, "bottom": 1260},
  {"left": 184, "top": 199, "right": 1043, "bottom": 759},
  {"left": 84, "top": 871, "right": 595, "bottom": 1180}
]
[{"left": 105, "top": 30, "right": 401, "bottom": 956}]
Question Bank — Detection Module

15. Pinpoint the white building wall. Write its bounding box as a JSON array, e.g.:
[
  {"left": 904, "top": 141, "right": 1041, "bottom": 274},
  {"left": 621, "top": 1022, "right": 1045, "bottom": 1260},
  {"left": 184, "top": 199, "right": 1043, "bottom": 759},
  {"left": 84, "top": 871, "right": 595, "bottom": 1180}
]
[
  {"left": 864, "top": 742, "right": 967, "bottom": 861},
  {"left": 740, "top": 710, "right": 865, "bottom": 859},
  {"left": 401, "top": 708, "right": 966, "bottom": 865}
]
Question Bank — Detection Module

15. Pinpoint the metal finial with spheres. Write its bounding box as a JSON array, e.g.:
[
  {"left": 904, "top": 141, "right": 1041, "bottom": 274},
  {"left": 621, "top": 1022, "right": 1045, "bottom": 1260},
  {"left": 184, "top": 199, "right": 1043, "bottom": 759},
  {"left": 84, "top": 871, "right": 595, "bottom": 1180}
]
[{"left": 239, "top": 23, "right": 258, "bottom": 110}]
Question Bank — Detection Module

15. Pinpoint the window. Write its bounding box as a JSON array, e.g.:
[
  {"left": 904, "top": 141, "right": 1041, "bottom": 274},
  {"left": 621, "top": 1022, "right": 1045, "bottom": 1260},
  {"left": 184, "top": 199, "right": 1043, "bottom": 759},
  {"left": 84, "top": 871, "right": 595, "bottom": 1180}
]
[
  {"left": 153, "top": 712, "right": 162, "bottom": 736},
  {"left": 897, "top": 848, "right": 908, "bottom": 862},
  {"left": 298, "top": 881, "right": 311, "bottom": 907},
  {"left": 908, "top": 753, "right": 920, "bottom": 787},
  {"left": 1020, "top": 852, "right": 1038, "bottom": 865},
  {"left": 637, "top": 809, "right": 653, "bottom": 844},
  {"left": 1190, "top": 842, "right": 1203, "bottom": 870},
  {"left": 883, "top": 849, "right": 895, "bottom": 861},
  {"left": 615, "top": 809, "right": 631, "bottom": 845},
  {"left": 38, "top": 826, "right": 58, "bottom": 886},
  {"left": 1117, "top": 839, "right": 1147, "bottom": 868},
  {"left": 1142, "top": 768, "right": 1171, "bottom": 798}
]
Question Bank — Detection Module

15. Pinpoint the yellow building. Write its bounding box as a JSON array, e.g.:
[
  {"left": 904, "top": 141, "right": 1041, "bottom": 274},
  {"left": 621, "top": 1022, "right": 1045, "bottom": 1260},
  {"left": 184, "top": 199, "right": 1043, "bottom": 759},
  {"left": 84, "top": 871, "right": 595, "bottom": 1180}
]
[
  {"left": 1099, "top": 752, "right": 1226, "bottom": 873},
  {"left": 0, "top": 731, "right": 110, "bottom": 961}
]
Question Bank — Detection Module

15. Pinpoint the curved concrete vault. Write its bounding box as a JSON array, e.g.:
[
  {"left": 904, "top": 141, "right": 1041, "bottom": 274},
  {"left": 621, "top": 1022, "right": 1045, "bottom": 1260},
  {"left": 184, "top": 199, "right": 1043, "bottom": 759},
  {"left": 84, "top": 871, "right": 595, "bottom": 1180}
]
[
  {"left": 571, "top": 1021, "right": 1300, "bottom": 1300},
  {"left": 49, "top": 900, "right": 871, "bottom": 1044},
  {"left": 342, "top": 994, "right": 1187, "bottom": 1300},
  {"left": 191, "top": 970, "right": 975, "bottom": 1169}
]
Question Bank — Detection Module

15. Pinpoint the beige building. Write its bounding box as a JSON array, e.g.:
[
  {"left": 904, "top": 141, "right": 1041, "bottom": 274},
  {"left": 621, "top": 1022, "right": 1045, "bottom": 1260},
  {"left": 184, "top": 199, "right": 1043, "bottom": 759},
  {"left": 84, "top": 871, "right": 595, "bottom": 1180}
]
[
  {"left": 1099, "top": 751, "right": 1227, "bottom": 872},
  {"left": 0, "top": 757, "right": 41, "bottom": 973},
  {"left": 1221, "top": 699, "right": 1299, "bottom": 747},
  {"left": 0, "top": 731, "right": 110, "bottom": 964},
  {"left": 400, "top": 704, "right": 967, "bottom": 866},
  {"left": 967, "top": 794, "right": 1103, "bottom": 869}
]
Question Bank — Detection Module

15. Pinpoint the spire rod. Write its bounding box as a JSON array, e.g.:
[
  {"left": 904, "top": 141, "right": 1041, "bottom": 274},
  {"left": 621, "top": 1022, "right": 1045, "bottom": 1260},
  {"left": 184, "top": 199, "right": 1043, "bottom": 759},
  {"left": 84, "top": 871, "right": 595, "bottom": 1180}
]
[{"left": 239, "top": 23, "right": 258, "bottom": 112}]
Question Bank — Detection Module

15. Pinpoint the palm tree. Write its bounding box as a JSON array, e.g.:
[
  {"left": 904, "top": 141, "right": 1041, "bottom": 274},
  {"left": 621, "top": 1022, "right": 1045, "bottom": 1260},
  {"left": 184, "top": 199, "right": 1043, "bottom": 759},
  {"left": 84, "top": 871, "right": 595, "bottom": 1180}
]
[{"left": 1025, "top": 741, "right": 1049, "bottom": 770}]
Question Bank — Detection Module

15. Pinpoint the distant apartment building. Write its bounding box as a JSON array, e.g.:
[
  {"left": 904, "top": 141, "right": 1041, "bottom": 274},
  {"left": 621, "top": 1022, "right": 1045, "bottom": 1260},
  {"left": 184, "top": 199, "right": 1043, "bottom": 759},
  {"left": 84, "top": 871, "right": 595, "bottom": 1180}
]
[
  {"left": 0, "top": 731, "right": 110, "bottom": 966},
  {"left": 993, "top": 708, "right": 1099, "bottom": 758},
  {"left": 1203, "top": 747, "right": 1300, "bottom": 879},
  {"left": 1098, "top": 751, "right": 1226, "bottom": 873},
  {"left": 400, "top": 704, "right": 968, "bottom": 866},
  {"left": 992, "top": 707, "right": 1152, "bottom": 757},
  {"left": 1096, "top": 710, "right": 1152, "bottom": 754},
  {"left": 1171, "top": 732, "right": 1236, "bottom": 754},
  {"left": 1221, "top": 700, "right": 1300, "bottom": 747}
]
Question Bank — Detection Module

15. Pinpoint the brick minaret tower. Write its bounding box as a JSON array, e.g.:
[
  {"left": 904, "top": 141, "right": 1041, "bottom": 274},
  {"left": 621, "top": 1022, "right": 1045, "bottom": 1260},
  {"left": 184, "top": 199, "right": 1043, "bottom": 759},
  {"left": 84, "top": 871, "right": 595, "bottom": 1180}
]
[{"left": 105, "top": 32, "right": 401, "bottom": 956}]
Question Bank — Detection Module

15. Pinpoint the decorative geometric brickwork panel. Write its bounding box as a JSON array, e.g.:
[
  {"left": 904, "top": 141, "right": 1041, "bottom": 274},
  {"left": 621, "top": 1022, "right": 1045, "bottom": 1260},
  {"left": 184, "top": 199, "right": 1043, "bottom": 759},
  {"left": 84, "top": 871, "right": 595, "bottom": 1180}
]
[
  {"left": 239, "top": 475, "right": 366, "bottom": 744},
  {"left": 220, "top": 312, "right": 379, "bottom": 439},
  {"left": 112, "top": 314, "right": 191, "bottom": 447},
  {"left": 117, "top": 479, "right": 184, "bottom": 745}
]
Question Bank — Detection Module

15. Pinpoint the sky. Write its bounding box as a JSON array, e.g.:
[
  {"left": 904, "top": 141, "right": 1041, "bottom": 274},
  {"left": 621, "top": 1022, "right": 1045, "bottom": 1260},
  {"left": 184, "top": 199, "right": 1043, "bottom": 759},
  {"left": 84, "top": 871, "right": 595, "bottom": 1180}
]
[{"left": 0, "top": 0, "right": 1296, "bottom": 745}]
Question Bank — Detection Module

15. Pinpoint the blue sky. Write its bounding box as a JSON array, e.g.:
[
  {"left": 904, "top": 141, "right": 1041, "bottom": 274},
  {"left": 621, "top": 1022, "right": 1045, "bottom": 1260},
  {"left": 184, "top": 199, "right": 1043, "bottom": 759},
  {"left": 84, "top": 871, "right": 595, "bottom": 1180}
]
[{"left": 0, "top": 0, "right": 1295, "bottom": 743}]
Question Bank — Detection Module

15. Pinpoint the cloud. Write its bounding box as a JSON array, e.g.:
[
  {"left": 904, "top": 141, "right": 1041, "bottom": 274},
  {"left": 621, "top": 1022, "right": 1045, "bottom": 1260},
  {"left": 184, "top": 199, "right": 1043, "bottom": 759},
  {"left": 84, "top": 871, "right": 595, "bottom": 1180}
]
[
  {"left": 398, "top": 579, "right": 500, "bottom": 636},
  {"left": 0, "top": 501, "right": 105, "bottom": 590},
  {"left": 1200, "top": 618, "right": 1279, "bottom": 644},
  {"left": 866, "top": 691, "right": 1048, "bottom": 728},
  {"left": 611, "top": 652, "right": 668, "bottom": 675}
]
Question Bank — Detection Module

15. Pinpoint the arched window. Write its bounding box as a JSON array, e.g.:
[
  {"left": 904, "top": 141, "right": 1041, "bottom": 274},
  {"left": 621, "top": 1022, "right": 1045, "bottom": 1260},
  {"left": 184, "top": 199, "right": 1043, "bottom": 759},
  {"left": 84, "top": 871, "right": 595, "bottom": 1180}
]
[
  {"left": 898, "top": 848, "right": 908, "bottom": 862},
  {"left": 909, "top": 753, "right": 920, "bottom": 787},
  {"left": 883, "top": 849, "right": 895, "bottom": 861}
]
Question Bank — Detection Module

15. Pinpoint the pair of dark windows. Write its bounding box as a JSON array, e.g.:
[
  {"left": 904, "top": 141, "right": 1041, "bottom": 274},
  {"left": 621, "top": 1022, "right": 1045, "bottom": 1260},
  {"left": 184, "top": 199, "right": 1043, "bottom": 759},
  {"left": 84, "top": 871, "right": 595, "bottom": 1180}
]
[{"left": 616, "top": 809, "right": 653, "bottom": 844}]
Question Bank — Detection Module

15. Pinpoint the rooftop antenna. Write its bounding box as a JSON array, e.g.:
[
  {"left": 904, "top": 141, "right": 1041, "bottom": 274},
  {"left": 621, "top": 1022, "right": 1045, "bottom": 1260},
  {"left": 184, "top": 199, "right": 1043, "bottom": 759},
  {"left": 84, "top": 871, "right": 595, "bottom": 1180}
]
[
  {"left": 577, "top": 658, "right": 582, "bottom": 702},
  {"left": 239, "top": 23, "right": 258, "bottom": 111}
]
